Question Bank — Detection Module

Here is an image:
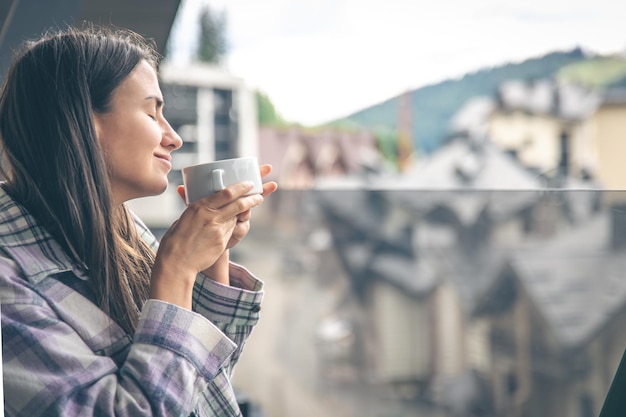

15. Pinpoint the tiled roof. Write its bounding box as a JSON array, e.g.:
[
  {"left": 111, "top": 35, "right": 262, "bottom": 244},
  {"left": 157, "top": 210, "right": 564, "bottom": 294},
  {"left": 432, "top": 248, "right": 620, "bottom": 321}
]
[
  {"left": 386, "top": 137, "right": 545, "bottom": 190},
  {"left": 319, "top": 184, "right": 623, "bottom": 348},
  {"left": 497, "top": 78, "right": 601, "bottom": 120},
  {"left": 511, "top": 211, "right": 626, "bottom": 348}
]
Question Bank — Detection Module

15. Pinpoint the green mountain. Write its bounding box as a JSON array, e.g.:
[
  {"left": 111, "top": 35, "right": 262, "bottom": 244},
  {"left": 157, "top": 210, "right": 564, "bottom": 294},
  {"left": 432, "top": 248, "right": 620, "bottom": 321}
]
[
  {"left": 558, "top": 55, "right": 626, "bottom": 89},
  {"left": 332, "top": 48, "right": 593, "bottom": 154}
]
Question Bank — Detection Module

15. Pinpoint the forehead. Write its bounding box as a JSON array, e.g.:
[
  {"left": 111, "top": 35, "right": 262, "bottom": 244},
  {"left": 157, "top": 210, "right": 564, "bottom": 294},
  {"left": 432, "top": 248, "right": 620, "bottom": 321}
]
[{"left": 115, "top": 60, "right": 160, "bottom": 98}]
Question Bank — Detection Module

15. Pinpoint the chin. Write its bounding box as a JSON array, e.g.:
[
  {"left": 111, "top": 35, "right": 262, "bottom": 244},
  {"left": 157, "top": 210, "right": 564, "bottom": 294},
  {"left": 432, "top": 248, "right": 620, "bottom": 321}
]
[
  {"left": 152, "top": 183, "right": 170, "bottom": 196},
  {"left": 141, "top": 180, "right": 170, "bottom": 198}
]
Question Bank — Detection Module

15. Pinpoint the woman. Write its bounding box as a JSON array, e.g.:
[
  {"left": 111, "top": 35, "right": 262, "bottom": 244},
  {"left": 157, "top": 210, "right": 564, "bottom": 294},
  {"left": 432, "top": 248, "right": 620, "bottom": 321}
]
[{"left": 0, "top": 25, "right": 277, "bottom": 416}]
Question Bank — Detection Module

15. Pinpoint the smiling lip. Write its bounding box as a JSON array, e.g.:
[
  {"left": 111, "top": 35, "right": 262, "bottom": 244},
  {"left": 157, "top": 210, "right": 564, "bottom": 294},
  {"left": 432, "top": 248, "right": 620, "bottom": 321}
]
[{"left": 155, "top": 154, "right": 172, "bottom": 169}]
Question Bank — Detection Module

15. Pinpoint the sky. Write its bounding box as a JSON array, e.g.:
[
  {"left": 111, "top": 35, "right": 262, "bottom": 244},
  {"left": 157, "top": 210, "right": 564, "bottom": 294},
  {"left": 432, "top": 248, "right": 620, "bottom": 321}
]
[{"left": 168, "top": 0, "right": 626, "bottom": 126}]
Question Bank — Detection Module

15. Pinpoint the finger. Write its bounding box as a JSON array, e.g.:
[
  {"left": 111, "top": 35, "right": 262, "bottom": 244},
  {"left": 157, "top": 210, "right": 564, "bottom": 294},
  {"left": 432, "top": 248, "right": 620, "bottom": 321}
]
[
  {"left": 194, "top": 181, "right": 256, "bottom": 209},
  {"left": 237, "top": 209, "right": 251, "bottom": 223},
  {"left": 262, "top": 181, "right": 278, "bottom": 197},
  {"left": 213, "top": 193, "right": 264, "bottom": 221},
  {"left": 259, "top": 165, "right": 277, "bottom": 196},
  {"left": 228, "top": 220, "right": 251, "bottom": 248},
  {"left": 176, "top": 185, "right": 187, "bottom": 204},
  {"left": 260, "top": 164, "right": 272, "bottom": 179}
]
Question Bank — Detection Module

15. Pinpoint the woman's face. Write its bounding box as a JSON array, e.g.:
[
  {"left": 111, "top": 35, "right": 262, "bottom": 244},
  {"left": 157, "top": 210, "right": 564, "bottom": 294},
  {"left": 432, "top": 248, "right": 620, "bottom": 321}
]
[{"left": 93, "top": 60, "right": 182, "bottom": 205}]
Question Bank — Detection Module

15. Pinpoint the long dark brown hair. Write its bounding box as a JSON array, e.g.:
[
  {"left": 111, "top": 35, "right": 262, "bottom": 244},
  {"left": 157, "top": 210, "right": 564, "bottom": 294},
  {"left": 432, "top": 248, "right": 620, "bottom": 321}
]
[{"left": 0, "top": 25, "right": 162, "bottom": 334}]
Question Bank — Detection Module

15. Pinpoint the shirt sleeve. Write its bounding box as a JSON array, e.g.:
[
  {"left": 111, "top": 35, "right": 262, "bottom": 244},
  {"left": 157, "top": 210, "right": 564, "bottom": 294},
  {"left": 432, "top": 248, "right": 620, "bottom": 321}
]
[
  {"left": 192, "top": 262, "right": 264, "bottom": 375},
  {"left": 133, "top": 212, "right": 265, "bottom": 381},
  {"left": 1, "top": 270, "right": 239, "bottom": 417}
]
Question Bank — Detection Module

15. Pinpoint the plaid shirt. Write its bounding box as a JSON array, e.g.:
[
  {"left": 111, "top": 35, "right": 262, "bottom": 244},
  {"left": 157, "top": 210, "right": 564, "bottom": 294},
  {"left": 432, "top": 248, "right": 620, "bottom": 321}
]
[{"left": 0, "top": 186, "right": 264, "bottom": 416}]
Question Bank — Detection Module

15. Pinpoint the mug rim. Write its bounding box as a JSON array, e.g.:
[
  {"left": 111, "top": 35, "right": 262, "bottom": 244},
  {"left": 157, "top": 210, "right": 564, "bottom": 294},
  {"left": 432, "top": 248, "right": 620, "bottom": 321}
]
[{"left": 181, "top": 156, "right": 258, "bottom": 172}]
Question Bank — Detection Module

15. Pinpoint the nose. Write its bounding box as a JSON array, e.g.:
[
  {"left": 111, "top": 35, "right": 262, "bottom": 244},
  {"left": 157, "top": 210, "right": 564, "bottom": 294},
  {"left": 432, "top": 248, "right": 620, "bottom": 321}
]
[{"left": 161, "top": 118, "right": 183, "bottom": 150}]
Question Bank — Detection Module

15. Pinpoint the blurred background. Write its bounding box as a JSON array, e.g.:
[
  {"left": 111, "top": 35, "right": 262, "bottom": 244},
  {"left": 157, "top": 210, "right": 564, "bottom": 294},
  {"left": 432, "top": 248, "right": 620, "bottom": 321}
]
[{"left": 2, "top": 0, "right": 626, "bottom": 416}]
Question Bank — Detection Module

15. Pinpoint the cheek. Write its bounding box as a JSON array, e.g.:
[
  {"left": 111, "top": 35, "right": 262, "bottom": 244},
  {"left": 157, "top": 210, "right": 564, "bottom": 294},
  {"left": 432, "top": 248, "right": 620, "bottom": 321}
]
[
  {"left": 94, "top": 119, "right": 122, "bottom": 154},
  {"left": 96, "top": 129, "right": 132, "bottom": 173},
  {"left": 97, "top": 135, "right": 121, "bottom": 168},
  {"left": 96, "top": 114, "right": 160, "bottom": 164},
  {"left": 130, "top": 119, "right": 161, "bottom": 147},
  {"left": 99, "top": 148, "right": 122, "bottom": 176}
]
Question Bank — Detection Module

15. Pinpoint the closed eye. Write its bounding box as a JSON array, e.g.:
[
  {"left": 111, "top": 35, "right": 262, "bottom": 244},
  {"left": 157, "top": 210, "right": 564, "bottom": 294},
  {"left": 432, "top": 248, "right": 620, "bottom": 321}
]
[{"left": 145, "top": 96, "right": 164, "bottom": 121}]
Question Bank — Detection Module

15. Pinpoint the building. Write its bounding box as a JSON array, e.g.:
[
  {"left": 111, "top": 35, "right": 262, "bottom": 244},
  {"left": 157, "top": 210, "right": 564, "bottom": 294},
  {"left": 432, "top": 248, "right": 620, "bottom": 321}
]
[
  {"left": 453, "top": 79, "right": 626, "bottom": 190},
  {"left": 258, "top": 126, "right": 384, "bottom": 189},
  {"left": 311, "top": 136, "right": 622, "bottom": 417},
  {"left": 587, "top": 89, "right": 626, "bottom": 191},
  {"left": 479, "top": 79, "right": 599, "bottom": 182}
]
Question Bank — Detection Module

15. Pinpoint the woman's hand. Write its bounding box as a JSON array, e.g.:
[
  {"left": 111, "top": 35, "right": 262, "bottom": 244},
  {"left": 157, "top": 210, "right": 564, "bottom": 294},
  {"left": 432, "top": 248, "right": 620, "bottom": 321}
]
[
  {"left": 150, "top": 181, "right": 264, "bottom": 309},
  {"left": 198, "top": 164, "right": 278, "bottom": 285},
  {"left": 226, "top": 164, "right": 278, "bottom": 249},
  {"left": 149, "top": 164, "right": 277, "bottom": 309}
]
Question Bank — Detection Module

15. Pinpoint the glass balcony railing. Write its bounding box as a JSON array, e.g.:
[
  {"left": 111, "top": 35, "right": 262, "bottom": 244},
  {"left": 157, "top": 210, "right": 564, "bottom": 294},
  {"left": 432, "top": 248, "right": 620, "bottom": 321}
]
[{"left": 227, "top": 188, "right": 624, "bottom": 417}]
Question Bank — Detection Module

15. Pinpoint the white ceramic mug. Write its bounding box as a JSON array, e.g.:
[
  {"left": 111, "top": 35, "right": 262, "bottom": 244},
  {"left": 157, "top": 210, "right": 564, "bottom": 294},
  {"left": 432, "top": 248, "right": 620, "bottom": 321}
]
[{"left": 181, "top": 156, "right": 263, "bottom": 204}]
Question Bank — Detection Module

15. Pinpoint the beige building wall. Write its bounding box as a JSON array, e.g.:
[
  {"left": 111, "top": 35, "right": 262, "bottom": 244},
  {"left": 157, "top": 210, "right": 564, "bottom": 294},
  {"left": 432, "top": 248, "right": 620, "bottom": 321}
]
[
  {"left": 370, "top": 281, "right": 432, "bottom": 382},
  {"left": 589, "top": 104, "right": 626, "bottom": 190},
  {"left": 488, "top": 112, "right": 562, "bottom": 172},
  {"left": 487, "top": 111, "right": 591, "bottom": 178},
  {"left": 466, "top": 319, "right": 491, "bottom": 373},
  {"left": 432, "top": 282, "right": 466, "bottom": 377}
]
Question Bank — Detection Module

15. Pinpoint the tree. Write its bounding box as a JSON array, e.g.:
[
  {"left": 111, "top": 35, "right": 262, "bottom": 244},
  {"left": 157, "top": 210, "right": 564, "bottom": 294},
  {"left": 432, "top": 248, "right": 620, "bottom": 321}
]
[
  {"left": 196, "top": 5, "right": 228, "bottom": 64},
  {"left": 256, "top": 90, "right": 286, "bottom": 126}
]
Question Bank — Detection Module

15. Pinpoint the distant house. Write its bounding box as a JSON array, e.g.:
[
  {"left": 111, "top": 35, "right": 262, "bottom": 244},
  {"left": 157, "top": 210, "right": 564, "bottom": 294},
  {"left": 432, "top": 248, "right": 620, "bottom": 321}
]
[
  {"left": 587, "top": 89, "right": 626, "bottom": 191},
  {"left": 488, "top": 79, "right": 599, "bottom": 182},
  {"left": 314, "top": 136, "right": 623, "bottom": 417},
  {"left": 315, "top": 137, "right": 542, "bottom": 398},
  {"left": 473, "top": 206, "right": 626, "bottom": 417},
  {"left": 258, "top": 126, "right": 385, "bottom": 189},
  {"left": 453, "top": 79, "right": 626, "bottom": 190}
]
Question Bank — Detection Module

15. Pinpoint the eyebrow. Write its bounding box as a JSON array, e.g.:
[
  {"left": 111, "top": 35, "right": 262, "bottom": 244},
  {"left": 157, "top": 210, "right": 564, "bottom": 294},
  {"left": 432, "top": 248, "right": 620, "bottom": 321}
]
[{"left": 145, "top": 95, "right": 164, "bottom": 108}]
